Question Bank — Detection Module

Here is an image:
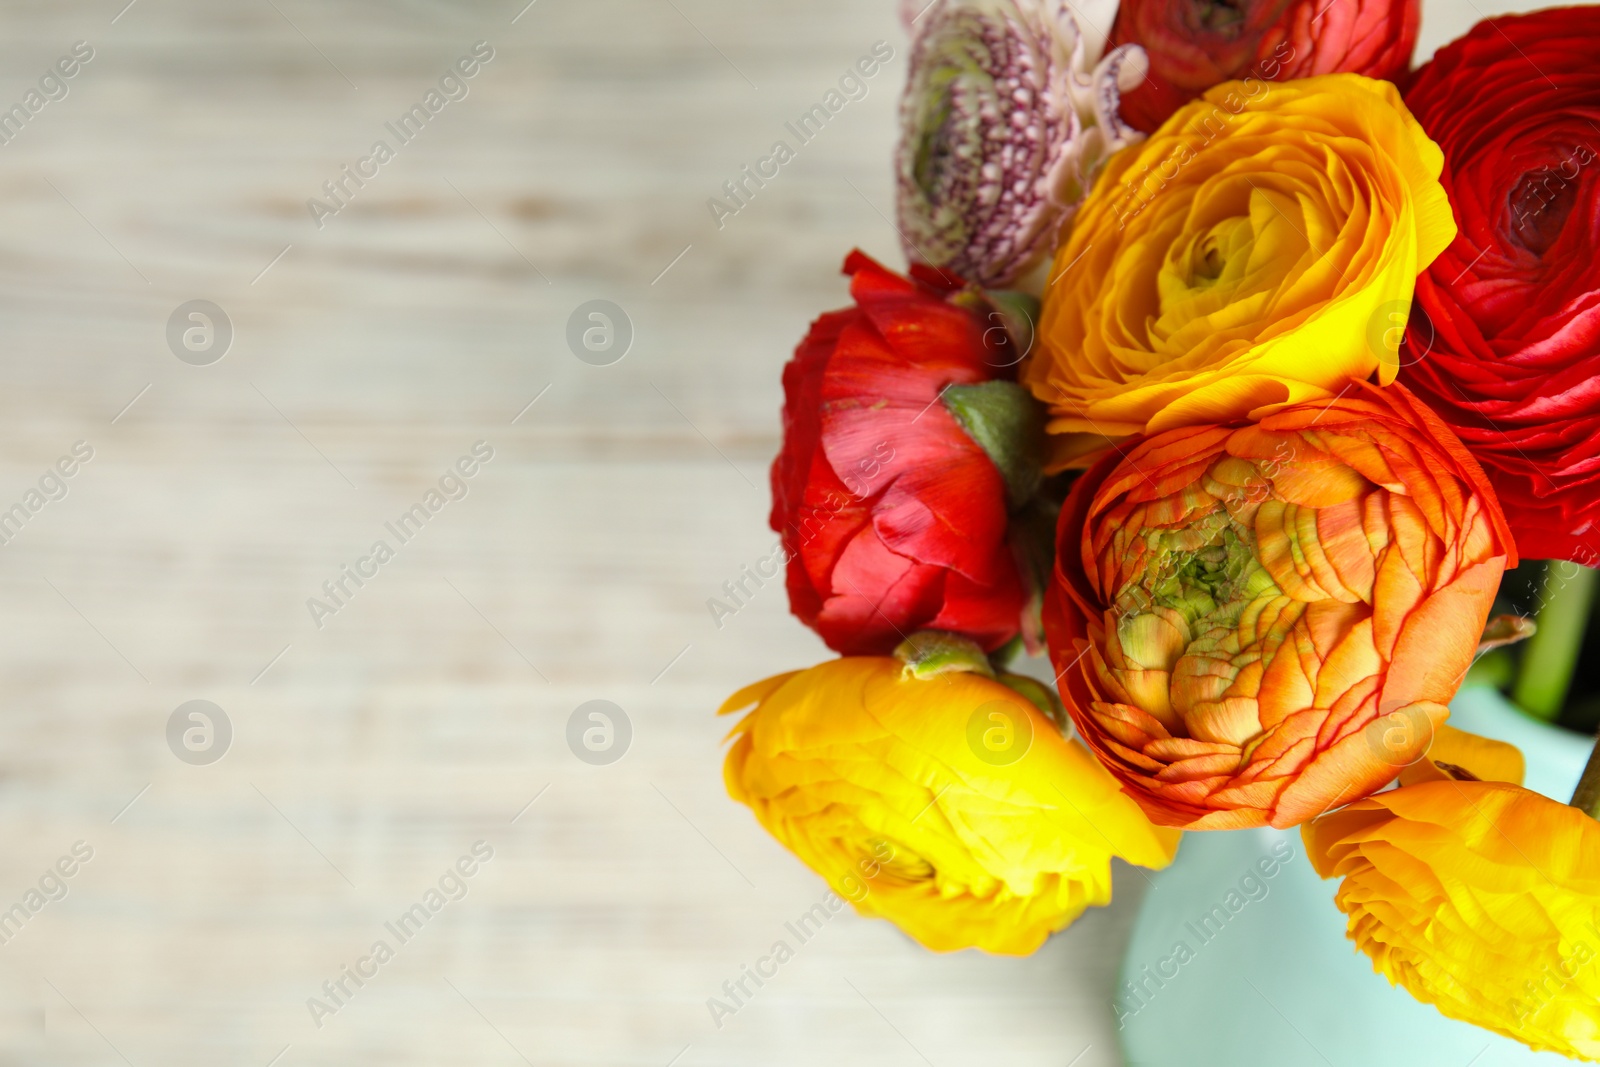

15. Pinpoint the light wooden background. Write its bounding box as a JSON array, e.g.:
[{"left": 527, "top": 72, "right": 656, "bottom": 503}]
[{"left": 0, "top": 0, "right": 1542, "bottom": 1064}]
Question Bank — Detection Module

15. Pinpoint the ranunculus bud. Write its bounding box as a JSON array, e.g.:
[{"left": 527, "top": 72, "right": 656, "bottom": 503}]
[
  {"left": 770, "top": 251, "right": 1041, "bottom": 655},
  {"left": 895, "top": 0, "right": 1146, "bottom": 287},
  {"left": 720, "top": 653, "right": 1180, "bottom": 955},
  {"left": 1046, "top": 382, "right": 1515, "bottom": 829},
  {"left": 1108, "top": 0, "right": 1419, "bottom": 132},
  {"left": 1305, "top": 779, "right": 1600, "bottom": 1060},
  {"left": 1397, "top": 8, "right": 1600, "bottom": 563}
]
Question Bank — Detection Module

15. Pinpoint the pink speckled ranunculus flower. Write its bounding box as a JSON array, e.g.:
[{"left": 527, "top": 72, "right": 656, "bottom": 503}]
[{"left": 895, "top": 0, "right": 1147, "bottom": 288}]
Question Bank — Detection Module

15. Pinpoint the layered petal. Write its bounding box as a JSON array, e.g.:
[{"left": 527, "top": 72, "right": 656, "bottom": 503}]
[
  {"left": 1109, "top": 0, "right": 1419, "bottom": 133},
  {"left": 1397, "top": 9, "right": 1600, "bottom": 563},
  {"left": 1304, "top": 781, "right": 1600, "bottom": 1060},
  {"left": 1045, "top": 381, "right": 1514, "bottom": 829},
  {"left": 1021, "top": 73, "right": 1454, "bottom": 468},
  {"left": 896, "top": 0, "right": 1147, "bottom": 286},
  {"left": 721, "top": 657, "right": 1180, "bottom": 954},
  {"left": 770, "top": 251, "right": 1030, "bottom": 654}
]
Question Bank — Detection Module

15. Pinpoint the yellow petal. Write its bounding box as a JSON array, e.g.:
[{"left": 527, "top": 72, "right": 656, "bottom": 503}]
[{"left": 1398, "top": 724, "right": 1524, "bottom": 787}]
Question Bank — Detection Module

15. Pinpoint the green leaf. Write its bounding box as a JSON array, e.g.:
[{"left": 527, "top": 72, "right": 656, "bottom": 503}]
[{"left": 942, "top": 380, "right": 1046, "bottom": 510}]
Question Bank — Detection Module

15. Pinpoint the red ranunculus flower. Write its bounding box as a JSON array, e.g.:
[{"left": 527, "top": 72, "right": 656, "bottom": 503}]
[
  {"left": 1398, "top": 8, "right": 1600, "bottom": 562},
  {"left": 770, "top": 251, "right": 1028, "bottom": 655},
  {"left": 1108, "top": 0, "right": 1419, "bottom": 133}
]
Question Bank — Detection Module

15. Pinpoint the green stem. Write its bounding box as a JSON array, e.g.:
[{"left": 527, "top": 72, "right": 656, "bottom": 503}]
[
  {"left": 893, "top": 631, "right": 994, "bottom": 680},
  {"left": 1570, "top": 731, "right": 1600, "bottom": 818},
  {"left": 1512, "top": 563, "right": 1598, "bottom": 722}
]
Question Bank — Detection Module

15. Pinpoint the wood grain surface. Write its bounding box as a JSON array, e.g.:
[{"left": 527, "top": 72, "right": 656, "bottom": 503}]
[{"left": 0, "top": 0, "right": 1541, "bottom": 1064}]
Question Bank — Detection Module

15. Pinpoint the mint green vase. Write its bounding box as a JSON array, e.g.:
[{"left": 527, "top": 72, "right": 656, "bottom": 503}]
[{"left": 1116, "top": 686, "right": 1591, "bottom": 1067}]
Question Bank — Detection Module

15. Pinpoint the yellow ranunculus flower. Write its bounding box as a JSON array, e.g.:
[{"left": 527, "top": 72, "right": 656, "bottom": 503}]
[
  {"left": 1304, "top": 780, "right": 1600, "bottom": 1060},
  {"left": 1021, "top": 73, "right": 1456, "bottom": 468},
  {"left": 1395, "top": 723, "right": 1525, "bottom": 788},
  {"left": 720, "top": 657, "right": 1180, "bottom": 955}
]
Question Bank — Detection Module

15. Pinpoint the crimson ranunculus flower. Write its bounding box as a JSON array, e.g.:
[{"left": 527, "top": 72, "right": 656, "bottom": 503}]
[
  {"left": 770, "top": 251, "right": 1036, "bottom": 655},
  {"left": 1045, "top": 382, "right": 1515, "bottom": 829},
  {"left": 1108, "top": 0, "right": 1419, "bottom": 133},
  {"left": 1398, "top": 8, "right": 1600, "bottom": 563}
]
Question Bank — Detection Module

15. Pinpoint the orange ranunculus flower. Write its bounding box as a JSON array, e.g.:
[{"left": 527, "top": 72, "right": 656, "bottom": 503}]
[
  {"left": 720, "top": 654, "right": 1179, "bottom": 955},
  {"left": 1304, "top": 780, "right": 1600, "bottom": 1060},
  {"left": 1020, "top": 73, "right": 1455, "bottom": 469},
  {"left": 1045, "top": 382, "right": 1516, "bottom": 830}
]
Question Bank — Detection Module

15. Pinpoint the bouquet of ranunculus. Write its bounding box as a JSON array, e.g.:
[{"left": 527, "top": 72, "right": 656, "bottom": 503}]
[{"left": 717, "top": 2, "right": 1600, "bottom": 1059}]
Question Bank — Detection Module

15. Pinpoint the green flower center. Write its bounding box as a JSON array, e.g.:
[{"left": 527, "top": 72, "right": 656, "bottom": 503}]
[{"left": 1118, "top": 511, "right": 1281, "bottom": 631}]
